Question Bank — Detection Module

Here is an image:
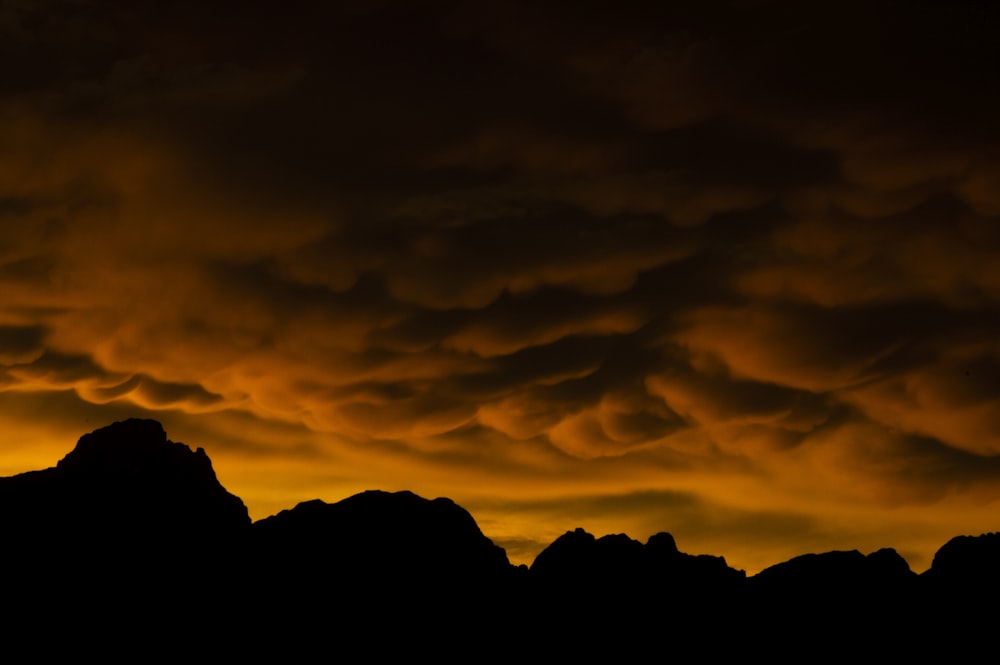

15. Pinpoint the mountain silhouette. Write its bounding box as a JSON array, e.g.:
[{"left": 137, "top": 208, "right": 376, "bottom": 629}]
[
  {"left": 530, "top": 527, "right": 745, "bottom": 598},
  {"left": 0, "top": 419, "right": 253, "bottom": 654},
  {"left": 0, "top": 418, "right": 249, "bottom": 569},
  {"left": 252, "top": 490, "right": 510, "bottom": 582},
  {"left": 751, "top": 547, "right": 915, "bottom": 596},
  {"left": 2, "top": 418, "right": 999, "bottom": 658},
  {"left": 246, "top": 490, "right": 520, "bottom": 655},
  {"left": 925, "top": 532, "right": 1000, "bottom": 586},
  {"left": 525, "top": 527, "right": 749, "bottom": 656}
]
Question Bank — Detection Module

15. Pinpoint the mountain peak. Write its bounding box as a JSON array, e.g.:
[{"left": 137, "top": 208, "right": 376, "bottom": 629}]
[
  {"left": 253, "top": 488, "right": 511, "bottom": 574},
  {"left": 57, "top": 418, "right": 204, "bottom": 474},
  {"left": 0, "top": 418, "right": 250, "bottom": 547}
]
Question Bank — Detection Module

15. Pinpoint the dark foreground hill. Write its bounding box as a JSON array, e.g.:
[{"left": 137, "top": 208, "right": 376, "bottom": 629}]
[{"left": 1, "top": 419, "right": 998, "bottom": 658}]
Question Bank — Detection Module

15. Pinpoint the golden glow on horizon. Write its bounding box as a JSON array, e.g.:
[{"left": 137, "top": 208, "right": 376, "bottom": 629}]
[{"left": 3, "top": 402, "right": 999, "bottom": 576}]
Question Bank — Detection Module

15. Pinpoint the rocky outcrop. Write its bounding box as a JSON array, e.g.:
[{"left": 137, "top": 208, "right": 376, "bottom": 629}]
[
  {"left": 925, "top": 532, "right": 1000, "bottom": 587},
  {"left": 2, "top": 418, "right": 999, "bottom": 659},
  {"left": 251, "top": 489, "right": 511, "bottom": 586},
  {"left": 0, "top": 419, "right": 250, "bottom": 556},
  {"left": 530, "top": 527, "right": 745, "bottom": 592}
]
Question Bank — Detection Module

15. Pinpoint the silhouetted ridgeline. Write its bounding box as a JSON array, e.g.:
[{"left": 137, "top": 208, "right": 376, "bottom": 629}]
[{"left": 1, "top": 419, "right": 997, "bottom": 658}]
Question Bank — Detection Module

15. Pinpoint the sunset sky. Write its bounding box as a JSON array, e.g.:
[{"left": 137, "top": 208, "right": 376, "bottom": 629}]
[{"left": 2, "top": 0, "right": 1000, "bottom": 574}]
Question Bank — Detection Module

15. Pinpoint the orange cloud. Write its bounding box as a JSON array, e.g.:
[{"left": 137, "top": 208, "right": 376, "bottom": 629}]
[{"left": 2, "top": 0, "right": 1000, "bottom": 579}]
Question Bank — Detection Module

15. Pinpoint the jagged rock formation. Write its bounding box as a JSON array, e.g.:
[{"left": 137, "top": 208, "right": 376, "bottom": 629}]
[
  {"left": 0, "top": 418, "right": 250, "bottom": 541},
  {"left": 524, "top": 527, "right": 749, "bottom": 656},
  {"left": 0, "top": 419, "right": 254, "bottom": 654},
  {"left": 0, "top": 418, "right": 250, "bottom": 578},
  {"left": 530, "top": 527, "right": 745, "bottom": 596},
  {"left": 925, "top": 532, "right": 1000, "bottom": 586},
  {"left": 2, "top": 419, "right": 999, "bottom": 658}
]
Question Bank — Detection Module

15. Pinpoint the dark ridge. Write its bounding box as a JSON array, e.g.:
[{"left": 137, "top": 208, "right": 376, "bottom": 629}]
[
  {"left": 530, "top": 527, "right": 745, "bottom": 591},
  {"left": 919, "top": 532, "right": 1000, "bottom": 642},
  {"left": 0, "top": 419, "right": 255, "bottom": 653},
  {"left": 2, "top": 419, "right": 999, "bottom": 658},
  {"left": 751, "top": 547, "right": 916, "bottom": 593},
  {"left": 245, "top": 492, "right": 518, "bottom": 656},
  {"left": 524, "top": 527, "right": 748, "bottom": 656},
  {"left": 925, "top": 532, "right": 1000, "bottom": 585},
  {"left": 0, "top": 418, "right": 250, "bottom": 547},
  {"left": 251, "top": 489, "right": 511, "bottom": 584}
]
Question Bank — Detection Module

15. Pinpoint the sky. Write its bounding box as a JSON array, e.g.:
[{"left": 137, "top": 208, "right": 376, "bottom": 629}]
[{"left": 2, "top": 0, "right": 1000, "bottom": 574}]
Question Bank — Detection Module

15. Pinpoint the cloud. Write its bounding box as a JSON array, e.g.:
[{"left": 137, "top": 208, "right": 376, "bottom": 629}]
[
  {"left": 646, "top": 366, "right": 832, "bottom": 437},
  {"left": 673, "top": 303, "right": 903, "bottom": 393},
  {"left": 778, "top": 419, "right": 1000, "bottom": 507},
  {"left": 359, "top": 206, "right": 694, "bottom": 310},
  {"left": 0, "top": 324, "right": 45, "bottom": 364},
  {"left": 1, "top": 0, "right": 1000, "bottom": 577},
  {"left": 843, "top": 350, "right": 1000, "bottom": 457}
]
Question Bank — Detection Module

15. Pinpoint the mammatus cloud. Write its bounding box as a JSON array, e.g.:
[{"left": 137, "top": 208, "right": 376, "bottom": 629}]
[{"left": 1, "top": 0, "right": 999, "bottom": 572}]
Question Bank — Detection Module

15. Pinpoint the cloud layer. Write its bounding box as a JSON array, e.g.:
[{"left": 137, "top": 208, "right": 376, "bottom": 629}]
[{"left": 2, "top": 0, "right": 999, "bottom": 571}]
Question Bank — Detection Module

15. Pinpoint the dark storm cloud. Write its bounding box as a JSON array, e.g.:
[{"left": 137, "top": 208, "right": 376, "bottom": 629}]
[
  {"left": 0, "top": 345, "right": 223, "bottom": 412},
  {"left": 74, "top": 373, "right": 224, "bottom": 410},
  {"left": 0, "top": 325, "right": 46, "bottom": 364},
  {"left": 2, "top": 349, "right": 112, "bottom": 387},
  {"left": 2, "top": 0, "right": 1000, "bottom": 573},
  {"left": 275, "top": 204, "right": 694, "bottom": 310}
]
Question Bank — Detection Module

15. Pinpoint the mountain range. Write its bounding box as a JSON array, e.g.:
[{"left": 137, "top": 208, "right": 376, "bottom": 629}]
[{"left": 1, "top": 418, "right": 996, "bottom": 658}]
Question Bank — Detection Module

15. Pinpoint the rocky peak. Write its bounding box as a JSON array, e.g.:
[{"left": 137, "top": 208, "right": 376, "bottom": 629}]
[{"left": 0, "top": 418, "right": 250, "bottom": 546}]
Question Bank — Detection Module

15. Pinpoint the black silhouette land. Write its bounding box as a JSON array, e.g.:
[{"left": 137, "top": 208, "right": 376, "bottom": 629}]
[{"left": 1, "top": 419, "right": 996, "bottom": 658}]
